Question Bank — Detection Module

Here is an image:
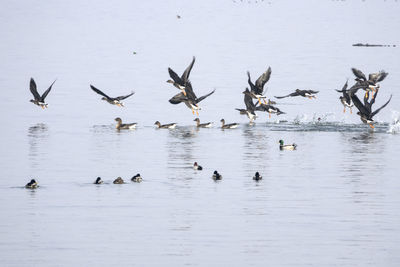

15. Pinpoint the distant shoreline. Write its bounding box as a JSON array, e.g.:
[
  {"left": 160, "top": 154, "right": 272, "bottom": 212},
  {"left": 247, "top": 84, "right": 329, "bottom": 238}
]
[{"left": 352, "top": 43, "right": 396, "bottom": 47}]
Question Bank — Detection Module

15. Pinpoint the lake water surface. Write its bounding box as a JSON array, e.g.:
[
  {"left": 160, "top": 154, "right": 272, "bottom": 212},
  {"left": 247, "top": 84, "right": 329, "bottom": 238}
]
[{"left": 1, "top": 0, "right": 400, "bottom": 266}]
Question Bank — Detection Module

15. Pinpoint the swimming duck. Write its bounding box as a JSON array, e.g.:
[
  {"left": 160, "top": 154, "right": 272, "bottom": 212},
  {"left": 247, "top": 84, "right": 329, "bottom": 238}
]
[
  {"left": 167, "top": 57, "right": 195, "bottom": 96},
  {"left": 253, "top": 172, "right": 262, "bottom": 181},
  {"left": 275, "top": 89, "right": 319, "bottom": 99},
  {"left": 29, "top": 78, "right": 56, "bottom": 109},
  {"left": 25, "top": 179, "right": 38, "bottom": 189},
  {"left": 246, "top": 67, "right": 272, "bottom": 104},
  {"left": 113, "top": 177, "right": 124, "bottom": 184},
  {"left": 220, "top": 119, "right": 239, "bottom": 129},
  {"left": 169, "top": 82, "right": 215, "bottom": 116},
  {"left": 335, "top": 80, "right": 353, "bottom": 113},
  {"left": 193, "top": 162, "right": 203, "bottom": 170},
  {"left": 212, "top": 171, "right": 222, "bottom": 180},
  {"left": 154, "top": 121, "right": 177, "bottom": 129},
  {"left": 350, "top": 88, "right": 392, "bottom": 128},
  {"left": 131, "top": 174, "right": 143, "bottom": 183},
  {"left": 115, "top": 117, "right": 137, "bottom": 130},
  {"left": 90, "top": 85, "right": 134, "bottom": 107},
  {"left": 194, "top": 118, "right": 213, "bottom": 128},
  {"left": 237, "top": 89, "right": 257, "bottom": 123},
  {"left": 94, "top": 177, "right": 103, "bottom": 184},
  {"left": 279, "top": 140, "right": 297, "bottom": 150}
]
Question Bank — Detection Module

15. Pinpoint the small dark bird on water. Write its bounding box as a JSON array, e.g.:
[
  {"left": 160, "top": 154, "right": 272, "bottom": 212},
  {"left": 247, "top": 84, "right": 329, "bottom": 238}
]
[
  {"left": 94, "top": 177, "right": 103, "bottom": 184},
  {"left": 131, "top": 174, "right": 142, "bottom": 183},
  {"left": 194, "top": 162, "right": 203, "bottom": 170},
  {"left": 212, "top": 171, "right": 222, "bottom": 180},
  {"left": 253, "top": 172, "right": 262, "bottom": 181},
  {"left": 25, "top": 179, "right": 38, "bottom": 189}
]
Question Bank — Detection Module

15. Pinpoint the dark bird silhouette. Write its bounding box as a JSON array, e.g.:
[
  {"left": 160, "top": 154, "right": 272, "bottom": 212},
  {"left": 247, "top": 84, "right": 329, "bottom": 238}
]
[
  {"left": 236, "top": 88, "right": 257, "bottom": 123},
  {"left": 167, "top": 57, "right": 195, "bottom": 96},
  {"left": 275, "top": 89, "right": 318, "bottom": 99},
  {"left": 90, "top": 85, "right": 134, "bottom": 107},
  {"left": 246, "top": 67, "right": 272, "bottom": 104},
  {"left": 29, "top": 78, "right": 56, "bottom": 109},
  {"left": 335, "top": 80, "right": 353, "bottom": 113},
  {"left": 350, "top": 88, "right": 392, "bottom": 128}
]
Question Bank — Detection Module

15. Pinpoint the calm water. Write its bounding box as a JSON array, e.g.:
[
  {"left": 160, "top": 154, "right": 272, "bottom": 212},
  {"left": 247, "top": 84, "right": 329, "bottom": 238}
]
[{"left": 1, "top": 0, "right": 400, "bottom": 266}]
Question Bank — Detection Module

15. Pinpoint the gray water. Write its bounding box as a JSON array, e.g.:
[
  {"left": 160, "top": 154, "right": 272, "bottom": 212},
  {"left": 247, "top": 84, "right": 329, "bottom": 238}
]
[{"left": 1, "top": 0, "right": 400, "bottom": 266}]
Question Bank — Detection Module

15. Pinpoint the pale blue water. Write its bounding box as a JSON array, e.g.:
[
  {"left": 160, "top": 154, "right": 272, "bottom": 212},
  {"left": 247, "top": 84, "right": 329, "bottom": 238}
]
[{"left": 1, "top": 0, "right": 400, "bottom": 266}]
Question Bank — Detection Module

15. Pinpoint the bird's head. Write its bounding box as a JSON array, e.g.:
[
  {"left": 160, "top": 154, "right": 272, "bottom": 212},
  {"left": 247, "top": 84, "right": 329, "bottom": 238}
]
[
  {"left": 279, "top": 140, "right": 284, "bottom": 145},
  {"left": 154, "top": 121, "right": 161, "bottom": 126},
  {"left": 166, "top": 80, "right": 174, "bottom": 84},
  {"left": 220, "top": 119, "right": 225, "bottom": 123},
  {"left": 101, "top": 97, "right": 107, "bottom": 101},
  {"left": 115, "top": 117, "right": 122, "bottom": 122},
  {"left": 194, "top": 118, "right": 200, "bottom": 122}
]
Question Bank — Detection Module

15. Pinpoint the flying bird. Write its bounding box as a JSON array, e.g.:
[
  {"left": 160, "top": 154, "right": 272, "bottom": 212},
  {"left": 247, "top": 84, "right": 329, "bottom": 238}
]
[
  {"left": 167, "top": 57, "right": 195, "bottom": 96},
  {"left": 246, "top": 67, "right": 272, "bottom": 104},
  {"left": 90, "top": 85, "right": 134, "bottom": 107},
  {"left": 29, "top": 78, "right": 56, "bottom": 109},
  {"left": 236, "top": 88, "right": 257, "bottom": 123},
  {"left": 274, "top": 89, "right": 319, "bottom": 99},
  {"left": 350, "top": 88, "right": 392, "bottom": 128},
  {"left": 335, "top": 80, "right": 353, "bottom": 113},
  {"left": 169, "top": 82, "right": 215, "bottom": 116}
]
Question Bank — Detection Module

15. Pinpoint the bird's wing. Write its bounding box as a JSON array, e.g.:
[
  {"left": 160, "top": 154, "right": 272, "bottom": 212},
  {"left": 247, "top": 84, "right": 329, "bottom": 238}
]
[
  {"left": 196, "top": 89, "right": 216, "bottom": 103},
  {"left": 371, "top": 95, "right": 392, "bottom": 118},
  {"left": 41, "top": 79, "right": 56, "bottom": 100},
  {"left": 116, "top": 91, "right": 135, "bottom": 100},
  {"left": 376, "top": 71, "right": 389, "bottom": 83},
  {"left": 29, "top": 78, "right": 41, "bottom": 100},
  {"left": 348, "top": 82, "right": 368, "bottom": 95},
  {"left": 184, "top": 81, "right": 197, "bottom": 100},
  {"left": 350, "top": 92, "right": 370, "bottom": 115},
  {"left": 274, "top": 92, "right": 298, "bottom": 99},
  {"left": 169, "top": 92, "right": 187, "bottom": 104},
  {"left": 342, "top": 79, "right": 348, "bottom": 91},
  {"left": 168, "top": 68, "right": 184, "bottom": 85},
  {"left": 255, "top": 67, "right": 271, "bottom": 92},
  {"left": 351, "top": 68, "right": 367, "bottom": 81},
  {"left": 247, "top": 71, "right": 257, "bottom": 92},
  {"left": 181, "top": 56, "right": 195, "bottom": 83},
  {"left": 255, "top": 103, "right": 267, "bottom": 111},
  {"left": 90, "top": 85, "right": 111, "bottom": 99},
  {"left": 244, "top": 92, "right": 256, "bottom": 111},
  {"left": 307, "top": 90, "right": 319, "bottom": 94}
]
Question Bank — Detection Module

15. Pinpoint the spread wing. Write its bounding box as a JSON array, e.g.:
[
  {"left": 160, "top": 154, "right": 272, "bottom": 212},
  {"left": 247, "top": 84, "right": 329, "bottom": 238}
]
[
  {"left": 169, "top": 92, "right": 187, "bottom": 104},
  {"left": 184, "top": 81, "right": 197, "bottom": 100},
  {"left": 41, "top": 79, "right": 56, "bottom": 101},
  {"left": 168, "top": 68, "right": 184, "bottom": 86},
  {"left": 116, "top": 91, "right": 135, "bottom": 100},
  {"left": 90, "top": 85, "right": 111, "bottom": 99},
  {"left": 255, "top": 67, "right": 271, "bottom": 92},
  {"left": 307, "top": 90, "right": 319, "bottom": 94},
  {"left": 351, "top": 92, "right": 370, "bottom": 116},
  {"left": 244, "top": 93, "right": 255, "bottom": 112},
  {"left": 274, "top": 91, "right": 299, "bottom": 99},
  {"left": 181, "top": 56, "right": 195, "bottom": 84},
  {"left": 247, "top": 71, "right": 257, "bottom": 93},
  {"left": 351, "top": 68, "right": 367, "bottom": 81},
  {"left": 196, "top": 89, "right": 215, "bottom": 103},
  {"left": 369, "top": 71, "right": 389, "bottom": 84},
  {"left": 371, "top": 95, "right": 392, "bottom": 118},
  {"left": 29, "top": 78, "right": 41, "bottom": 100}
]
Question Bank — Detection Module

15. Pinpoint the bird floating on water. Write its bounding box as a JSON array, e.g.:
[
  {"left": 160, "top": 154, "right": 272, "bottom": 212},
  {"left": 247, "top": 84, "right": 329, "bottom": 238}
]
[
  {"left": 220, "top": 119, "right": 239, "bottom": 129},
  {"left": 279, "top": 140, "right": 297, "bottom": 150},
  {"left": 113, "top": 177, "right": 124, "bottom": 184},
  {"left": 115, "top": 117, "right": 137, "bottom": 130},
  {"left": 29, "top": 78, "right": 56, "bottom": 109},
  {"left": 94, "top": 177, "right": 103, "bottom": 184},
  {"left": 90, "top": 85, "right": 134, "bottom": 107},
  {"left": 154, "top": 121, "right": 177, "bottom": 129},
  {"left": 131, "top": 174, "right": 142, "bottom": 183},
  {"left": 25, "top": 179, "right": 38, "bottom": 189},
  {"left": 194, "top": 118, "right": 213, "bottom": 128},
  {"left": 212, "top": 171, "right": 222, "bottom": 180},
  {"left": 253, "top": 172, "right": 262, "bottom": 181},
  {"left": 193, "top": 162, "right": 203, "bottom": 170}
]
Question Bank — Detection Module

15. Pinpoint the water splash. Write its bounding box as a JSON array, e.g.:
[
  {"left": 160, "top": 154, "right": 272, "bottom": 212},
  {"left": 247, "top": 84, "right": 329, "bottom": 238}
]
[{"left": 387, "top": 111, "right": 400, "bottom": 134}]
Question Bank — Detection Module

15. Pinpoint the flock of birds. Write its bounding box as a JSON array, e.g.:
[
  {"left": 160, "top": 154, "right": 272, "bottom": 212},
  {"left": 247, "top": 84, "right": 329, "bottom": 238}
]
[
  {"left": 28, "top": 57, "right": 392, "bottom": 130},
  {"left": 26, "top": 57, "right": 393, "bottom": 189}
]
